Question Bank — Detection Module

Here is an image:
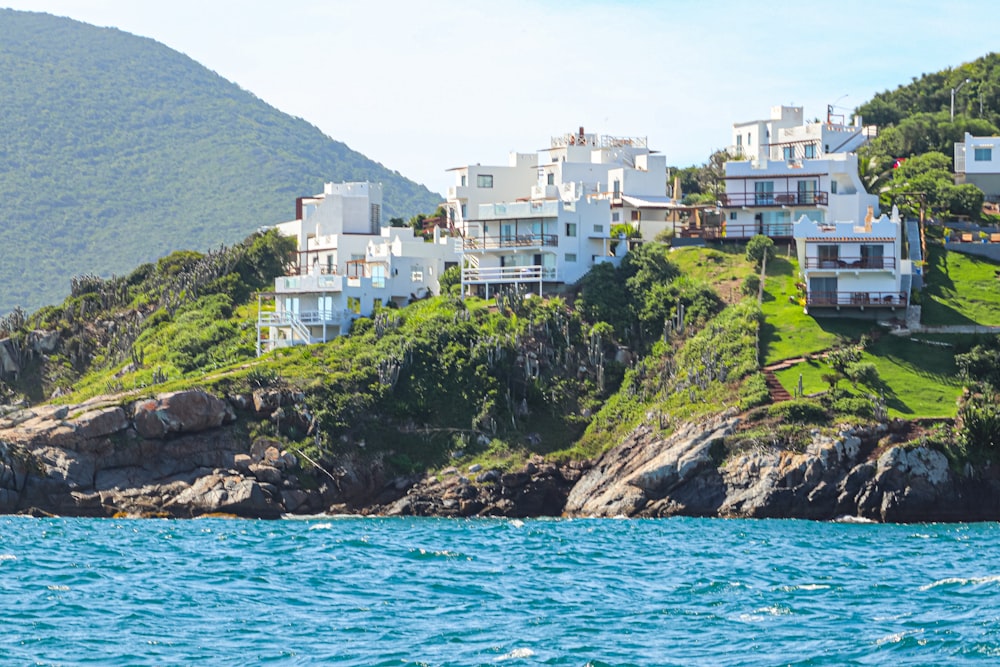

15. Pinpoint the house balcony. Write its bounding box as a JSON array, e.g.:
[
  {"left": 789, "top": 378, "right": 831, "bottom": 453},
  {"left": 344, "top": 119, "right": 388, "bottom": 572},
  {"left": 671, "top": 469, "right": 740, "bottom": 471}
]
[
  {"left": 804, "top": 256, "right": 896, "bottom": 270},
  {"left": 806, "top": 291, "right": 907, "bottom": 308},
  {"left": 459, "top": 233, "right": 558, "bottom": 252},
  {"left": 260, "top": 309, "right": 352, "bottom": 327},
  {"left": 461, "top": 265, "right": 557, "bottom": 284},
  {"left": 701, "top": 222, "right": 794, "bottom": 240},
  {"left": 721, "top": 191, "right": 829, "bottom": 208},
  {"left": 274, "top": 273, "right": 344, "bottom": 293}
]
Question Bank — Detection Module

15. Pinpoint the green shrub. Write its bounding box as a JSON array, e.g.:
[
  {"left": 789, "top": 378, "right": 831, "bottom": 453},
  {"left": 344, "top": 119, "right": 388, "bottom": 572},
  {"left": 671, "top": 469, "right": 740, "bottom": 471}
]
[
  {"left": 741, "top": 274, "right": 761, "bottom": 296},
  {"left": 767, "top": 399, "right": 829, "bottom": 424},
  {"left": 739, "top": 372, "right": 770, "bottom": 410}
]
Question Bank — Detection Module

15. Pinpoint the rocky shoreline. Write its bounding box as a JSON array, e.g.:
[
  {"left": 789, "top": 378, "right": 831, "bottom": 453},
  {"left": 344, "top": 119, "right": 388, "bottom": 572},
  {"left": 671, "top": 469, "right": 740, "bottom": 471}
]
[{"left": 2, "top": 389, "right": 999, "bottom": 522}]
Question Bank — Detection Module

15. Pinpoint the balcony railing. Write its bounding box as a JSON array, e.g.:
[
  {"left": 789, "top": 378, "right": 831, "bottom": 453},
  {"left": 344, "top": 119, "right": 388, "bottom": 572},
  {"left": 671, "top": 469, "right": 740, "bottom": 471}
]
[
  {"left": 461, "top": 234, "right": 558, "bottom": 251},
  {"left": 259, "top": 309, "right": 352, "bottom": 326},
  {"left": 701, "top": 222, "right": 794, "bottom": 240},
  {"left": 804, "top": 256, "right": 896, "bottom": 270},
  {"left": 461, "top": 265, "right": 556, "bottom": 284},
  {"left": 721, "top": 191, "right": 829, "bottom": 208},
  {"left": 807, "top": 291, "right": 908, "bottom": 308}
]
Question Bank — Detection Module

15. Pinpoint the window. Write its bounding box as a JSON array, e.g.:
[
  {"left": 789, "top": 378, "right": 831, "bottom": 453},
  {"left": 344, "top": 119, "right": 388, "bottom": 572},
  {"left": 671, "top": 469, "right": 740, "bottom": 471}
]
[
  {"left": 754, "top": 181, "right": 774, "bottom": 206},
  {"left": 371, "top": 264, "right": 386, "bottom": 288},
  {"left": 975, "top": 147, "right": 993, "bottom": 161},
  {"left": 565, "top": 222, "right": 577, "bottom": 237},
  {"left": 804, "top": 144, "right": 816, "bottom": 158},
  {"left": 593, "top": 224, "right": 604, "bottom": 233},
  {"left": 809, "top": 276, "right": 838, "bottom": 304},
  {"left": 326, "top": 255, "right": 335, "bottom": 274},
  {"left": 736, "top": 135, "right": 743, "bottom": 147},
  {"left": 612, "top": 212, "right": 620, "bottom": 222},
  {"left": 817, "top": 244, "right": 839, "bottom": 268},
  {"left": 547, "top": 172, "right": 555, "bottom": 186},
  {"left": 729, "top": 212, "right": 738, "bottom": 220},
  {"left": 411, "top": 265, "right": 424, "bottom": 282},
  {"left": 370, "top": 203, "right": 381, "bottom": 228},
  {"left": 565, "top": 253, "right": 577, "bottom": 262},
  {"left": 460, "top": 204, "right": 467, "bottom": 219},
  {"left": 830, "top": 180, "right": 838, "bottom": 195},
  {"left": 460, "top": 174, "right": 467, "bottom": 187},
  {"left": 613, "top": 180, "right": 620, "bottom": 198},
  {"left": 860, "top": 244, "right": 885, "bottom": 269},
  {"left": 783, "top": 146, "right": 795, "bottom": 161},
  {"left": 747, "top": 132, "right": 752, "bottom": 145},
  {"left": 631, "top": 211, "right": 640, "bottom": 221},
  {"left": 797, "top": 180, "right": 818, "bottom": 204},
  {"left": 477, "top": 174, "right": 494, "bottom": 188}
]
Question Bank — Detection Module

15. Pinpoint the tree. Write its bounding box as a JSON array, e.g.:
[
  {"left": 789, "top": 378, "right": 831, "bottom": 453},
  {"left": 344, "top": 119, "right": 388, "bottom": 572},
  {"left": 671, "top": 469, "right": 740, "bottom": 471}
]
[{"left": 745, "top": 235, "right": 775, "bottom": 270}]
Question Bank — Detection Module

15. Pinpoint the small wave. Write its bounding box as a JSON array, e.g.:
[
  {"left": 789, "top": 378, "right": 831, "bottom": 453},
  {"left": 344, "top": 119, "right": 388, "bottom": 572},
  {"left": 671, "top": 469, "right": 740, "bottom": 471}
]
[
  {"left": 833, "top": 515, "right": 875, "bottom": 523},
  {"left": 495, "top": 648, "right": 534, "bottom": 661},
  {"left": 508, "top": 519, "right": 525, "bottom": 528},
  {"left": 408, "top": 548, "right": 464, "bottom": 560},
  {"left": 875, "top": 629, "right": 925, "bottom": 647},
  {"left": 46, "top": 585, "right": 69, "bottom": 591},
  {"left": 920, "top": 575, "right": 1000, "bottom": 590},
  {"left": 0, "top": 554, "right": 16, "bottom": 562},
  {"left": 308, "top": 523, "right": 334, "bottom": 531}
]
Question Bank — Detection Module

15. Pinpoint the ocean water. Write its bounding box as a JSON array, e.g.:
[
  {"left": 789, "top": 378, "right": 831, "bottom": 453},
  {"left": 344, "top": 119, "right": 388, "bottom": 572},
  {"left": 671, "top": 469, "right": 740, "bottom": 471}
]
[{"left": 1, "top": 516, "right": 999, "bottom": 666}]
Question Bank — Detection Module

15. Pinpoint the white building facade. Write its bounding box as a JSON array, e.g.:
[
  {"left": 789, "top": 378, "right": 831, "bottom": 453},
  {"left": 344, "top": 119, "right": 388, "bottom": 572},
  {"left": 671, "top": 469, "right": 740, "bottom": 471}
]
[
  {"left": 722, "top": 106, "right": 877, "bottom": 240},
  {"left": 793, "top": 207, "right": 911, "bottom": 312},
  {"left": 445, "top": 128, "right": 665, "bottom": 297},
  {"left": 954, "top": 132, "right": 1000, "bottom": 199},
  {"left": 257, "top": 182, "right": 456, "bottom": 353}
]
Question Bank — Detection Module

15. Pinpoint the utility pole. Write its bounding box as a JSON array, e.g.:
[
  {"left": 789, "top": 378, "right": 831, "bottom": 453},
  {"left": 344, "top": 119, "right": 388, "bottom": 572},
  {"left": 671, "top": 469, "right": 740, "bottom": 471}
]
[{"left": 952, "top": 78, "right": 971, "bottom": 121}]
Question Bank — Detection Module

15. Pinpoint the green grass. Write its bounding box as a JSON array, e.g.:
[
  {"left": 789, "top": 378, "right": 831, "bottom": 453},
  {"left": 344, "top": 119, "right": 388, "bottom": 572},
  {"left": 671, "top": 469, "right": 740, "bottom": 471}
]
[
  {"left": 667, "top": 245, "right": 756, "bottom": 302},
  {"left": 773, "top": 335, "right": 963, "bottom": 418},
  {"left": 758, "top": 255, "right": 869, "bottom": 364},
  {"left": 922, "top": 244, "right": 1000, "bottom": 326}
]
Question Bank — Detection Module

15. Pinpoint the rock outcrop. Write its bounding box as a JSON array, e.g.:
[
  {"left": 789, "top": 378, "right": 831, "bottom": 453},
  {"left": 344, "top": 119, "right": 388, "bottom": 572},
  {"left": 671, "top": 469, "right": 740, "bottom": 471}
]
[
  {"left": 2, "top": 389, "right": 998, "bottom": 522},
  {"left": 564, "top": 414, "right": 1000, "bottom": 522},
  {"left": 0, "top": 389, "right": 331, "bottom": 518}
]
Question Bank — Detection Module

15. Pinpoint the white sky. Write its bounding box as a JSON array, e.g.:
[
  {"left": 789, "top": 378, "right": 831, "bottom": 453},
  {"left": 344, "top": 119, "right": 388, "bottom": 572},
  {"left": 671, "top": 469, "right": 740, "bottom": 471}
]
[{"left": 2, "top": 0, "right": 999, "bottom": 195}]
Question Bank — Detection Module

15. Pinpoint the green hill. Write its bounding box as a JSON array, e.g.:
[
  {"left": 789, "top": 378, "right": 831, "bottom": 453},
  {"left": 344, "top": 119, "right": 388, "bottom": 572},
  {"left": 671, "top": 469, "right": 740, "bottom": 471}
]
[{"left": 0, "top": 9, "right": 442, "bottom": 314}]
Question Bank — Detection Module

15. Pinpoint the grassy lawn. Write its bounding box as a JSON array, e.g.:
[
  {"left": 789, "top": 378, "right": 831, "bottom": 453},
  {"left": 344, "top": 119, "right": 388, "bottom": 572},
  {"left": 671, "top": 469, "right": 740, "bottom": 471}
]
[
  {"left": 921, "top": 244, "right": 1000, "bottom": 326},
  {"left": 759, "top": 253, "right": 869, "bottom": 365},
  {"left": 773, "top": 335, "right": 963, "bottom": 418}
]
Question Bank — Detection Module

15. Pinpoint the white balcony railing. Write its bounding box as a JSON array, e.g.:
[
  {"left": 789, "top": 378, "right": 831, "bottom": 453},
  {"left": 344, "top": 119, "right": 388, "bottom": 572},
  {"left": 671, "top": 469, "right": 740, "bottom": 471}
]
[{"left": 275, "top": 274, "right": 344, "bottom": 293}]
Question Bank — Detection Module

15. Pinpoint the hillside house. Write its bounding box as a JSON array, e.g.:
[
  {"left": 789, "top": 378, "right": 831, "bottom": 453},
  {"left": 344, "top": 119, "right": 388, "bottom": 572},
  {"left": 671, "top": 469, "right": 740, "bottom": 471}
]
[
  {"left": 793, "top": 206, "right": 912, "bottom": 312},
  {"left": 256, "top": 182, "right": 455, "bottom": 353},
  {"left": 720, "top": 106, "right": 878, "bottom": 240},
  {"left": 444, "top": 128, "right": 668, "bottom": 297},
  {"left": 954, "top": 132, "right": 1000, "bottom": 200}
]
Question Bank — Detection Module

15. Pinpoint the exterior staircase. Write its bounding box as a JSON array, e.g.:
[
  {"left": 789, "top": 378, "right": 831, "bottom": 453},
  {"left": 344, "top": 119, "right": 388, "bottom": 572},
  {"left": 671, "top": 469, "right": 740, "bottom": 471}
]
[{"left": 763, "top": 369, "right": 792, "bottom": 403}]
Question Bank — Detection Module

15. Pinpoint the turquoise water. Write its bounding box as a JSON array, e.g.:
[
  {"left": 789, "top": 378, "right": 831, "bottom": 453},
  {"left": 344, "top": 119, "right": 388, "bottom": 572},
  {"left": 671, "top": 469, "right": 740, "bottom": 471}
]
[{"left": 2, "top": 516, "right": 999, "bottom": 665}]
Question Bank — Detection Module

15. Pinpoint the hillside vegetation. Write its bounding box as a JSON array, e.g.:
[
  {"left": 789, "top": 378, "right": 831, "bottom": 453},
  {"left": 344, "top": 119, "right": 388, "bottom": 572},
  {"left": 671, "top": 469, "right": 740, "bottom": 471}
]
[{"left": 0, "top": 9, "right": 441, "bottom": 314}]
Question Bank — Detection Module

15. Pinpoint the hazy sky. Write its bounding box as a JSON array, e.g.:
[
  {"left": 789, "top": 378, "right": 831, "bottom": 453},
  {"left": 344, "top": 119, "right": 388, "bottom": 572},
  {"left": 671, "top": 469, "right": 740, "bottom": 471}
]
[{"left": 2, "top": 1, "right": 999, "bottom": 196}]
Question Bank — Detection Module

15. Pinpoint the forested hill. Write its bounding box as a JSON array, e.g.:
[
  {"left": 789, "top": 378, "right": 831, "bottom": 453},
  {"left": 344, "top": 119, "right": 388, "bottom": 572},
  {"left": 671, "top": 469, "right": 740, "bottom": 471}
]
[
  {"left": 858, "top": 52, "right": 1000, "bottom": 127},
  {"left": 854, "top": 52, "right": 1000, "bottom": 158},
  {"left": 0, "top": 9, "right": 441, "bottom": 314}
]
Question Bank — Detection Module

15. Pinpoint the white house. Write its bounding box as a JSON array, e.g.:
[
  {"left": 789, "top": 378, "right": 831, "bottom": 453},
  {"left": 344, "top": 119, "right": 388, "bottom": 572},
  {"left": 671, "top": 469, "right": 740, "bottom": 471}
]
[
  {"left": 445, "top": 128, "right": 666, "bottom": 297},
  {"left": 793, "top": 206, "right": 911, "bottom": 312},
  {"left": 954, "top": 132, "right": 1000, "bottom": 199},
  {"left": 256, "top": 182, "right": 456, "bottom": 353},
  {"left": 722, "top": 105, "right": 878, "bottom": 240}
]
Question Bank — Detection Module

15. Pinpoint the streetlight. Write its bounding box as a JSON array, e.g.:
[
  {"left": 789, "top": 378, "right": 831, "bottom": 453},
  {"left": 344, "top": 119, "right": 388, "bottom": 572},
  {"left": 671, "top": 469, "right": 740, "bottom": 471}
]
[{"left": 951, "top": 78, "right": 971, "bottom": 121}]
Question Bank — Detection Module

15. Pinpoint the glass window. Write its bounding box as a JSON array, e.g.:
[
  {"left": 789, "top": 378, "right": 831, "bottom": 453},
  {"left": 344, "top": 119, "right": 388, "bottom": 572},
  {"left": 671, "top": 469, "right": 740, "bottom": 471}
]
[
  {"left": 477, "top": 174, "right": 494, "bottom": 188},
  {"left": 613, "top": 180, "right": 620, "bottom": 198},
  {"left": 830, "top": 180, "right": 838, "bottom": 195},
  {"left": 754, "top": 181, "right": 774, "bottom": 206},
  {"left": 547, "top": 172, "right": 555, "bottom": 186},
  {"left": 729, "top": 212, "right": 737, "bottom": 220},
  {"left": 371, "top": 264, "right": 386, "bottom": 288},
  {"left": 565, "top": 253, "right": 577, "bottom": 262},
  {"left": 460, "top": 174, "right": 467, "bottom": 187},
  {"left": 783, "top": 146, "right": 795, "bottom": 160},
  {"left": 593, "top": 224, "right": 604, "bottom": 233},
  {"left": 975, "top": 147, "right": 993, "bottom": 161},
  {"left": 612, "top": 212, "right": 620, "bottom": 222},
  {"left": 565, "top": 222, "right": 577, "bottom": 237}
]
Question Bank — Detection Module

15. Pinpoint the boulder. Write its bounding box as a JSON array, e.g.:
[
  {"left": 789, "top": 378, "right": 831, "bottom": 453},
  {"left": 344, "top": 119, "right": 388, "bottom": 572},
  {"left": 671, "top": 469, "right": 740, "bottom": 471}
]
[{"left": 133, "top": 390, "right": 235, "bottom": 439}]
